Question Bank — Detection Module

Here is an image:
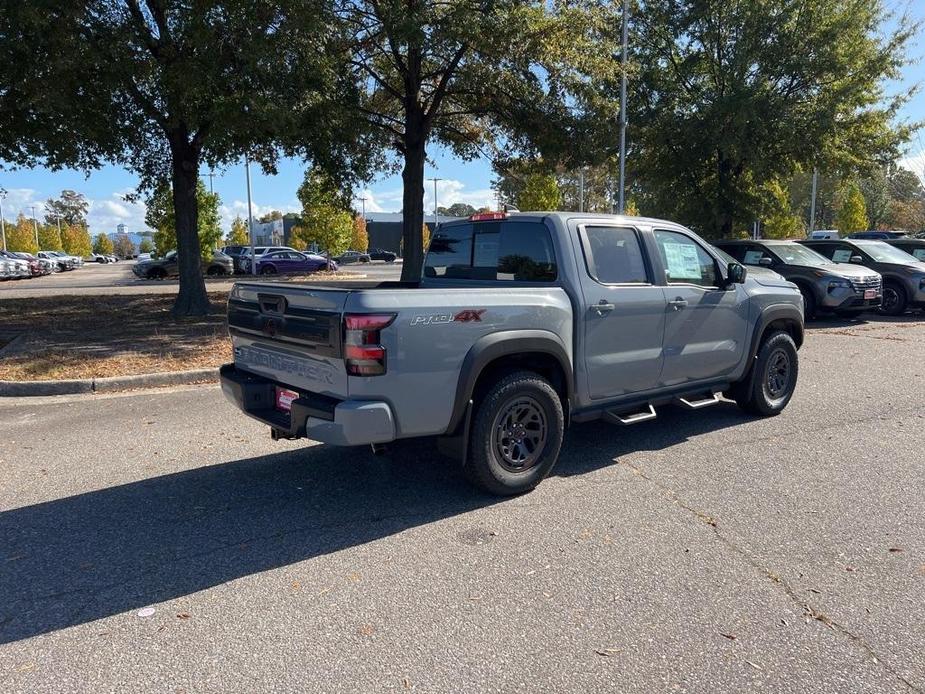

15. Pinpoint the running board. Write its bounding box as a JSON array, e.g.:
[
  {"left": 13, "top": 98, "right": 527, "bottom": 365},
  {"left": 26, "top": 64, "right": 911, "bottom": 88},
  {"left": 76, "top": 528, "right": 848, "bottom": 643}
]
[
  {"left": 676, "top": 393, "right": 721, "bottom": 410},
  {"left": 604, "top": 404, "right": 657, "bottom": 426}
]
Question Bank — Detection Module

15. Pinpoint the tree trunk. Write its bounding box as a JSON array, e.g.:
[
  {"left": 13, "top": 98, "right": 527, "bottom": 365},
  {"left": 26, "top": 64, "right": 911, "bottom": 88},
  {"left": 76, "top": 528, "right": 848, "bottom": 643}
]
[
  {"left": 169, "top": 136, "right": 210, "bottom": 317},
  {"left": 400, "top": 108, "right": 427, "bottom": 283}
]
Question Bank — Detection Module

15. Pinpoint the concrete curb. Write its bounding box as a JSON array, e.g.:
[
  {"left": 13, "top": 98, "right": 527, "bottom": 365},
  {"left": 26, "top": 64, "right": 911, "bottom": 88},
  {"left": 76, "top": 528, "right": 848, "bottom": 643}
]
[{"left": 0, "top": 367, "right": 219, "bottom": 397}]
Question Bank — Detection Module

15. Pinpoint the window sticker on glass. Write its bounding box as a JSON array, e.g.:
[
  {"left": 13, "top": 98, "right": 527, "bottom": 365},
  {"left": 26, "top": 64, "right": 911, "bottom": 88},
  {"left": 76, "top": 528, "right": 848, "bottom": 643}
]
[
  {"left": 832, "top": 249, "right": 853, "bottom": 262},
  {"left": 743, "top": 250, "right": 764, "bottom": 265},
  {"left": 663, "top": 242, "right": 702, "bottom": 279}
]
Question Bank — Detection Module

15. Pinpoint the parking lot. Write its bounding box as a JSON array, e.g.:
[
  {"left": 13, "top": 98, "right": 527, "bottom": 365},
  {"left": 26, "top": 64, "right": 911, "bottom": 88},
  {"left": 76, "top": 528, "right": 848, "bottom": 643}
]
[
  {"left": 1, "top": 314, "right": 922, "bottom": 693},
  {"left": 0, "top": 259, "right": 403, "bottom": 299}
]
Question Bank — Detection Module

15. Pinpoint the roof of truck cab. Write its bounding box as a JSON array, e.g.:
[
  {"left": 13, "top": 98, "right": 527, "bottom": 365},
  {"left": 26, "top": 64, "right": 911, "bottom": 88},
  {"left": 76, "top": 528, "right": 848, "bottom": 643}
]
[{"left": 439, "top": 212, "right": 688, "bottom": 227}]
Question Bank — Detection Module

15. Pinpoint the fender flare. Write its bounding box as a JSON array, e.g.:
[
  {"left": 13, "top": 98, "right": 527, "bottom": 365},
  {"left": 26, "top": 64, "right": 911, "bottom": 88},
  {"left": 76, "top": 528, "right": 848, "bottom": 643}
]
[
  {"left": 445, "top": 330, "right": 574, "bottom": 436},
  {"left": 740, "top": 303, "right": 804, "bottom": 386}
]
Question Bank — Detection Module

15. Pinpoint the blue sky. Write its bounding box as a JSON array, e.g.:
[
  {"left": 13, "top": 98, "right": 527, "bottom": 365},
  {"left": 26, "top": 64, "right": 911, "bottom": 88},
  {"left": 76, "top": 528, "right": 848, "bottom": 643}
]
[{"left": 1, "top": 3, "right": 923, "bottom": 236}]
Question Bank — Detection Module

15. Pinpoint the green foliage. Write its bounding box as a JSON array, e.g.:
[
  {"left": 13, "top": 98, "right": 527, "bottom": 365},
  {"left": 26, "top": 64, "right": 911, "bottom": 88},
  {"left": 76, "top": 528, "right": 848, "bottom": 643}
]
[
  {"left": 5, "top": 214, "right": 38, "bottom": 254},
  {"left": 146, "top": 180, "right": 221, "bottom": 259},
  {"left": 44, "top": 190, "right": 89, "bottom": 227},
  {"left": 60, "top": 224, "right": 92, "bottom": 257},
  {"left": 624, "top": 197, "right": 639, "bottom": 216},
  {"left": 632, "top": 0, "right": 916, "bottom": 237},
  {"left": 138, "top": 238, "right": 154, "bottom": 254},
  {"left": 258, "top": 210, "right": 283, "bottom": 223},
  {"left": 295, "top": 168, "right": 353, "bottom": 256},
  {"left": 92, "top": 233, "right": 114, "bottom": 255},
  {"left": 438, "top": 203, "right": 477, "bottom": 218},
  {"left": 836, "top": 183, "right": 869, "bottom": 234},
  {"left": 226, "top": 216, "right": 250, "bottom": 246},
  {"left": 517, "top": 174, "right": 561, "bottom": 211},
  {"left": 37, "top": 223, "right": 62, "bottom": 251},
  {"left": 351, "top": 216, "right": 369, "bottom": 253}
]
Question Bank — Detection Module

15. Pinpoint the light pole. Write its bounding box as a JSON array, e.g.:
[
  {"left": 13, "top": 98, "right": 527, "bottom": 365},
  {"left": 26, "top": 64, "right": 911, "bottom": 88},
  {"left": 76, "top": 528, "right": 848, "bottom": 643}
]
[
  {"left": 0, "top": 188, "right": 7, "bottom": 252},
  {"left": 207, "top": 170, "right": 218, "bottom": 194},
  {"left": 808, "top": 168, "right": 818, "bottom": 234},
  {"left": 31, "top": 205, "right": 39, "bottom": 248},
  {"left": 245, "top": 155, "right": 257, "bottom": 275},
  {"left": 579, "top": 169, "right": 585, "bottom": 212},
  {"left": 617, "top": 0, "right": 629, "bottom": 214},
  {"left": 428, "top": 177, "right": 441, "bottom": 231},
  {"left": 358, "top": 196, "right": 367, "bottom": 220}
]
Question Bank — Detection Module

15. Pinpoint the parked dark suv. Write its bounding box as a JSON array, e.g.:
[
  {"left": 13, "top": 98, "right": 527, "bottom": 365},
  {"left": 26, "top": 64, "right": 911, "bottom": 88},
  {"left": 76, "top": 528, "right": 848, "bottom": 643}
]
[
  {"left": 799, "top": 239, "right": 925, "bottom": 316},
  {"left": 715, "top": 239, "right": 882, "bottom": 319},
  {"left": 884, "top": 237, "right": 925, "bottom": 263}
]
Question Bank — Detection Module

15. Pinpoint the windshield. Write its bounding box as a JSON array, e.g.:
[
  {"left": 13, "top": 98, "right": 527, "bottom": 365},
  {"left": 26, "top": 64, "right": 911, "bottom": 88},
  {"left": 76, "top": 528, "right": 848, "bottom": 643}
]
[
  {"left": 854, "top": 241, "right": 919, "bottom": 264},
  {"left": 771, "top": 243, "right": 833, "bottom": 267},
  {"left": 164, "top": 251, "right": 177, "bottom": 260}
]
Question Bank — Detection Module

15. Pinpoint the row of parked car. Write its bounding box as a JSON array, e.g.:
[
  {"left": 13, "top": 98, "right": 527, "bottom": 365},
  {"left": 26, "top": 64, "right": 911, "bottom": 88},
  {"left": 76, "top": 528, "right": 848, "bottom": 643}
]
[
  {"left": 219, "top": 245, "right": 397, "bottom": 275},
  {"left": 0, "top": 250, "right": 86, "bottom": 280},
  {"left": 714, "top": 236, "right": 925, "bottom": 318}
]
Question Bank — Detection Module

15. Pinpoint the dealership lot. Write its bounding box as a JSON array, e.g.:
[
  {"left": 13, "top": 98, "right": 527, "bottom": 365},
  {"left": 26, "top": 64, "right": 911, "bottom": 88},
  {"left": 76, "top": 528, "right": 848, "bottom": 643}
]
[
  {"left": 0, "top": 259, "right": 402, "bottom": 299},
  {"left": 1, "top": 315, "right": 923, "bottom": 693}
]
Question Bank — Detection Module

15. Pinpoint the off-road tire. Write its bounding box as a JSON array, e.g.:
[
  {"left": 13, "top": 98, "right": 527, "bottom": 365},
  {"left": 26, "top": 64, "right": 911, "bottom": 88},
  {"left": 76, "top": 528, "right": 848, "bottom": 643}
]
[
  {"left": 465, "top": 371, "right": 564, "bottom": 496},
  {"left": 731, "top": 331, "right": 799, "bottom": 416},
  {"left": 880, "top": 280, "right": 907, "bottom": 317}
]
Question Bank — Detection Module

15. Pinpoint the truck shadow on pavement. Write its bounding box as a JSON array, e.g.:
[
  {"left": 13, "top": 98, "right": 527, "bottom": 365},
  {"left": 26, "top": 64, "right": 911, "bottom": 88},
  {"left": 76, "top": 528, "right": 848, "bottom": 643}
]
[{"left": 0, "top": 403, "right": 753, "bottom": 644}]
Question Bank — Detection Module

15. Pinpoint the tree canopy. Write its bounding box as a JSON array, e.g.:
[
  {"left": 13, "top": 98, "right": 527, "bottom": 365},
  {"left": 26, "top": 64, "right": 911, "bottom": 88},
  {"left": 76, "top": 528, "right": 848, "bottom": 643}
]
[
  {"left": 5, "top": 214, "right": 38, "bottom": 254},
  {"left": 93, "top": 232, "right": 114, "bottom": 255},
  {"left": 226, "top": 216, "right": 249, "bottom": 246},
  {"left": 292, "top": 168, "right": 353, "bottom": 256},
  {"left": 44, "top": 190, "right": 89, "bottom": 227},
  {"left": 146, "top": 179, "right": 221, "bottom": 258},
  {"left": 630, "top": 0, "right": 915, "bottom": 237}
]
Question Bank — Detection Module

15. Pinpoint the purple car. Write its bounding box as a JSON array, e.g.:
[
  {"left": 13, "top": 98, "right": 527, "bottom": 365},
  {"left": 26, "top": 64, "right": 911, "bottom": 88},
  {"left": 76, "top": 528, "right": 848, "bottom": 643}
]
[{"left": 253, "top": 250, "right": 337, "bottom": 275}]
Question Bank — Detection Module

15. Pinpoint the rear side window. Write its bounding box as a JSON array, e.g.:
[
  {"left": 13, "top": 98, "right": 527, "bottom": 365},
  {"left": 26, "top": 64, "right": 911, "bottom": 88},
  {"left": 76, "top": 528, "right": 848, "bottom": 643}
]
[
  {"left": 424, "top": 221, "right": 557, "bottom": 281},
  {"left": 580, "top": 226, "right": 648, "bottom": 284}
]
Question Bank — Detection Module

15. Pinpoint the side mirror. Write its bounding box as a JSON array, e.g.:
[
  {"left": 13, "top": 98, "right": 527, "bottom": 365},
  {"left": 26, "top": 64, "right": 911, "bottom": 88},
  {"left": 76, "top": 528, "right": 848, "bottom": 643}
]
[
  {"left": 758, "top": 257, "right": 773, "bottom": 267},
  {"left": 850, "top": 255, "right": 864, "bottom": 264},
  {"left": 726, "top": 262, "right": 747, "bottom": 285}
]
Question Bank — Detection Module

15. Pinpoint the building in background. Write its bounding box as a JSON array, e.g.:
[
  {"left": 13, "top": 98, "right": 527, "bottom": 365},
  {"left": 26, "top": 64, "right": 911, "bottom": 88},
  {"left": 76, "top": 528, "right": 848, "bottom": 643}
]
[
  {"left": 364, "top": 212, "right": 462, "bottom": 255},
  {"left": 116, "top": 223, "right": 127, "bottom": 235}
]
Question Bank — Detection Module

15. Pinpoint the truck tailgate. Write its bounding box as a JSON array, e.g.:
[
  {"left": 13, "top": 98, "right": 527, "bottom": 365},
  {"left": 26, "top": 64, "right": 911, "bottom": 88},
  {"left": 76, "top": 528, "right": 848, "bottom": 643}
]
[{"left": 227, "top": 283, "right": 350, "bottom": 398}]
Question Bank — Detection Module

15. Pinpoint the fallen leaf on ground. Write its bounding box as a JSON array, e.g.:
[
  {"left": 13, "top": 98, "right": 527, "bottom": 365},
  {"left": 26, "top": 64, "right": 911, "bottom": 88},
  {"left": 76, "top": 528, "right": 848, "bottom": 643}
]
[
  {"left": 595, "top": 648, "right": 621, "bottom": 657},
  {"left": 888, "top": 547, "right": 904, "bottom": 553},
  {"left": 176, "top": 613, "right": 190, "bottom": 619},
  {"left": 745, "top": 660, "right": 763, "bottom": 671},
  {"left": 719, "top": 632, "right": 736, "bottom": 640}
]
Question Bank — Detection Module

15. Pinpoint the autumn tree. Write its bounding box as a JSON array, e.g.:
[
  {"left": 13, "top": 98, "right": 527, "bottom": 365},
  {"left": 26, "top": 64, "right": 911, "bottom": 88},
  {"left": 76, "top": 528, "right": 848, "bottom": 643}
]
[
  {"left": 0, "top": 1, "right": 369, "bottom": 316},
  {"left": 760, "top": 180, "right": 803, "bottom": 239},
  {"left": 226, "top": 216, "right": 249, "bottom": 246},
  {"left": 138, "top": 238, "right": 155, "bottom": 253},
  {"left": 343, "top": 0, "right": 621, "bottom": 280},
  {"left": 37, "top": 223, "right": 63, "bottom": 251},
  {"left": 5, "top": 214, "right": 38, "bottom": 254},
  {"left": 351, "top": 215, "right": 369, "bottom": 252},
  {"left": 60, "top": 224, "right": 93, "bottom": 257},
  {"left": 836, "top": 183, "right": 869, "bottom": 234},
  {"left": 112, "top": 233, "right": 136, "bottom": 258},
  {"left": 93, "top": 232, "right": 114, "bottom": 255}
]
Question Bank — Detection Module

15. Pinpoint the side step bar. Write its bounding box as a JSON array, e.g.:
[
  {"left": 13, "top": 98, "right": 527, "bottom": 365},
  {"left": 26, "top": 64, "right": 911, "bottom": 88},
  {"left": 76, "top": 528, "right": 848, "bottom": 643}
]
[
  {"left": 604, "top": 404, "right": 657, "bottom": 426},
  {"left": 676, "top": 392, "right": 721, "bottom": 410}
]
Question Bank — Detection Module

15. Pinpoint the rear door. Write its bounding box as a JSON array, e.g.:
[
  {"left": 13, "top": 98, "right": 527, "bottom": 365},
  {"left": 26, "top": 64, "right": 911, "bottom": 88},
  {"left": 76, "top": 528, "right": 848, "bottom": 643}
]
[
  {"left": 228, "top": 284, "right": 352, "bottom": 398},
  {"left": 653, "top": 229, "right": 749, "bottom": 386},
  {"left": 575, "top": 224, "right": 666, "bottom": 398}
]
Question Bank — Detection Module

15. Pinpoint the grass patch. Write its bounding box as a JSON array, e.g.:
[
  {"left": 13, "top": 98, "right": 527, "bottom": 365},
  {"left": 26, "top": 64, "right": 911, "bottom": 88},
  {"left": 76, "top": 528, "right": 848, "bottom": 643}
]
[{"left": 0, "top": 293, "right": 231, "bottom": 381}]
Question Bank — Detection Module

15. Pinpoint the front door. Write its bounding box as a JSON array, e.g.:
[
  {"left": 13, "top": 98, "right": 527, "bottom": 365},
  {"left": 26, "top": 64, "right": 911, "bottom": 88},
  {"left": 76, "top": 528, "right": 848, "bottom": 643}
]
[
  {"left": 653, "top": 229, "right": 749, "bottom": 386},
  {"left": 577, "top": 225, "right": 667, "bottom": 400}
]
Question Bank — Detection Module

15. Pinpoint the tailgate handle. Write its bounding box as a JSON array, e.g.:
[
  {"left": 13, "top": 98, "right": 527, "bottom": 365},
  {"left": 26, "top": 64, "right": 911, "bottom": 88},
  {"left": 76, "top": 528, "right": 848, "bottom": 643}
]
[{"left": 258, "top": 294, "right": 287, "bottom": 315}]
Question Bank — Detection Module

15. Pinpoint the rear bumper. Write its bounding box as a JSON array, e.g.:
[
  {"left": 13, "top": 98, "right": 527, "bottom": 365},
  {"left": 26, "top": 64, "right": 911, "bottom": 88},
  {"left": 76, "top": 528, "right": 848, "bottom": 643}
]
[{"left": 219, "top": 363, "right": 395, "bottom": 446}]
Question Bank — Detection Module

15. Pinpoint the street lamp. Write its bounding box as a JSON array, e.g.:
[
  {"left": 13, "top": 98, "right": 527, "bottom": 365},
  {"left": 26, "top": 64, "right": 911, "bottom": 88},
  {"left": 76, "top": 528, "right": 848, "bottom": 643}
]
[
  {"left": 245, "top": 155, "right": 256, "bottom": 275},
  {"left": 428, "top": 177, "right": 441, "bottom": 231},
  {"left": 617, "top": 0, "right": 629, "bottom": 214},
  {"left": 0, "top": 187, "right": 7, "bottom": 252},
  {"left": 31, "top": 204, "right": 39, "bottom": 248},
  {"left": 358, "top": 196, "right": 367, "bottom": 220}
]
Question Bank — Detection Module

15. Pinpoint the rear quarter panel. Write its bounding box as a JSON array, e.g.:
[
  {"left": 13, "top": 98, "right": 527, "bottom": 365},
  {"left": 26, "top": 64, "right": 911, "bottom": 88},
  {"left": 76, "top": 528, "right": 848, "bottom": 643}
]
[{"left": 345, "top": 287, "right": 573, "bottom": 438}]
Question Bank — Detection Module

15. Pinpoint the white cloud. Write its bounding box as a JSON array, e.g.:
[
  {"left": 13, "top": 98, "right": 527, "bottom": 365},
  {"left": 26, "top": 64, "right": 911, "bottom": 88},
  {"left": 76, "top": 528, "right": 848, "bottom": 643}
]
[
  {"left": 218, "top": 200, "right": 301, "bottom": 230},
  {"left": 353, "top": 179, "right": 496, "bottom": 215},
  {"left": 898, "top": 153, "right": 925, "bottom": 185}
]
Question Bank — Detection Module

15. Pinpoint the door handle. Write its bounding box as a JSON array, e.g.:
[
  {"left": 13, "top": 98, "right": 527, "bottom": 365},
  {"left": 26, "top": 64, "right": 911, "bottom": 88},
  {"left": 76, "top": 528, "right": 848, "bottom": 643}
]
[
  {"left": 591, "top": 300, "right": 616, "bottom": 315},
  {"left": 668, "top": 298, "right": 688, "bottom": 311}
]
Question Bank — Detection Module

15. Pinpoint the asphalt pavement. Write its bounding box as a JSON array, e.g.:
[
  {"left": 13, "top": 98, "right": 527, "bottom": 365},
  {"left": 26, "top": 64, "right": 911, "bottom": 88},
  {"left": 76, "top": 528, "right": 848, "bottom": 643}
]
[
  {"left": 1, "top": 315, "right": 923, "bottom": 693},
  {"left": 0, "top": 260, "right": 402, "bottom": 298}
]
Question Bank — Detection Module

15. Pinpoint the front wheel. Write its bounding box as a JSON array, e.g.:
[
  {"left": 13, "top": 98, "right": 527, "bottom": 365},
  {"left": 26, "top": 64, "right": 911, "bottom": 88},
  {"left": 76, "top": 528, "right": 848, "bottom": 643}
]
[
  {"left": 731, "top": 331, "right": 799, "bottom": 416},
  {"left": 260, "top": 266, "right": 277, "bottom": 275},
  {"left": 880, "top": 281, "right": 907, "bottom": 317},
  {"left": 466, "top": 371, "right": 564, "bottom": 496}
]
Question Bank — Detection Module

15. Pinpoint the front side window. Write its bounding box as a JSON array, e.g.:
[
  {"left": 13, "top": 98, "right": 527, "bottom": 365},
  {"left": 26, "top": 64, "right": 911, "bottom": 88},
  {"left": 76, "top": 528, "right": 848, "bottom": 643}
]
[
  {"left": 424, "top": 221, "right": 556, "bottom": 281},
  {"left": 830, "top": 245, "right": 859, "bottom": 263},
  {"left": 742, "top": 247, "right": 775, "bottom": 266},
  {"left": 654, "top": 230, "right": 718, "bottom": 286},
  {"left": 580, "top": 226, "right": 648, "bottom": 284}
]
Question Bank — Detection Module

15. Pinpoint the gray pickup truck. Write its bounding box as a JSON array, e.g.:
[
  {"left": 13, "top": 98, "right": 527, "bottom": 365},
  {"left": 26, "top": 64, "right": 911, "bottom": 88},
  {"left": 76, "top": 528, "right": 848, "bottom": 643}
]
[{"left": 221, "top": 212, "right": 804, "bottom": 495}]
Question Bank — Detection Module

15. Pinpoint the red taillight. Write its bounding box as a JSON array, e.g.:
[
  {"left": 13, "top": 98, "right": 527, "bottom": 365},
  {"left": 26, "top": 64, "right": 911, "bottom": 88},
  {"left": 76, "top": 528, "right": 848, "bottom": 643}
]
[
  {"left": 344, "top": 313, "right": 395, "bottom": 376},
  {"left": 469, "top": 212, "right": 507, "bottom": 221}
]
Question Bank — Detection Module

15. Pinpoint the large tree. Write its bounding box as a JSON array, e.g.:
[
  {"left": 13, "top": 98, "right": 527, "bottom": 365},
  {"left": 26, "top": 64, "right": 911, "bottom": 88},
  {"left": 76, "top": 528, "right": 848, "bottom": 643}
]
[
  {"left": 44, "top": 190, "right": 90, "bottom": 227},
  {"left": 342, "top": 0, "right": 620, "bottom": 280},
  {"left": 632, "top": 0, "right": 916, "bottom": 237},
  {"left": 292, "top": 168, "right": 353, "bottom": 256},
  {"left": 0, "top": 0, "right": 368, "bottom": 316}
]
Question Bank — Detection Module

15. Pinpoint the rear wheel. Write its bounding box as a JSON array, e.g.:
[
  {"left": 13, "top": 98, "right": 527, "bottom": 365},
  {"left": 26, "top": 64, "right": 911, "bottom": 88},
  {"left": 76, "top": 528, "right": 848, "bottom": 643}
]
[
  {"left": 146, "top": 267, "right": 167, "bottom": 280},
  {"left": 260, "top": 265, "right": 277, "bottom": 275},
  {"left": 880, "top": 281, "right": 907, "bottom": 316},
  {"left": 466, "top": 371, "right": 564, "bottom": 496},
  {"left": 731, "top": 331, "right": 799, "bottom": 416},
  {"left": 206, "top": 265, "right": 226, "bottom": 276}
]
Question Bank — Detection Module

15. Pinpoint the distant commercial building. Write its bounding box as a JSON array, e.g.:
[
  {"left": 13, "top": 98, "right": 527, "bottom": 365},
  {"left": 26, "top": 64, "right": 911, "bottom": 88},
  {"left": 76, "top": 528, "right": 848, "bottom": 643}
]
[
  {"left": 116, "top": 223, "right": 127, "bottom": 235},
  {"left": 250, "top": 215, "right": 303, "bottom": 246},
  {"left": 364, "top": 212, "right": 462, "bottom": 255}
]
